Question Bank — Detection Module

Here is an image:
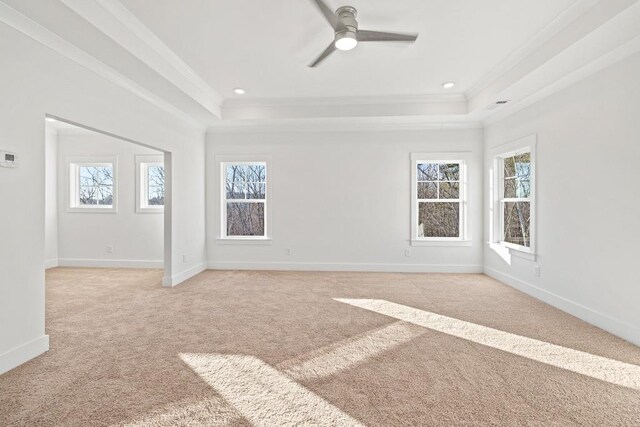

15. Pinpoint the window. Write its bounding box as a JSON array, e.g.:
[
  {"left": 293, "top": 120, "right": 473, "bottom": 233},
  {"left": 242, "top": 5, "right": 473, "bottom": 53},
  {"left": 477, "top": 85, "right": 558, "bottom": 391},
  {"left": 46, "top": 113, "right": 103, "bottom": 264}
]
[
  {"left": 501, "top": 152, "right": 531, "bottom": 247},
  {"left": 221, "top": 161, "right": 268, "bottom": 239},
  {"left": 490, "top": 135, "right": 536, "bottom": 254},
  {"left": 411, "top": 153, "right": 469, "bottom": 245},
  {"left": 68, "top": 157, "right": 117, "bottom": 212},
  {"left": 136, "top": 155, "right": 164, "bottom": 213}
]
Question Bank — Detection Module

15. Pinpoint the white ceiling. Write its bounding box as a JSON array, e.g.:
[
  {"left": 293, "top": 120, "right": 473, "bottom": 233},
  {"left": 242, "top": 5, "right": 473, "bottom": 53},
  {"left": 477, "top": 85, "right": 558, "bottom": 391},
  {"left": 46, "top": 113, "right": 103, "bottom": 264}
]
[
  {"left": 2, "top": 0, "right": 219, "bottom": 124},
  {"left": 120, "top": 0, "right": 578, "bottom": 99},
  {"left": 2, "top": 0, "right": 639, "bottom": 127}
]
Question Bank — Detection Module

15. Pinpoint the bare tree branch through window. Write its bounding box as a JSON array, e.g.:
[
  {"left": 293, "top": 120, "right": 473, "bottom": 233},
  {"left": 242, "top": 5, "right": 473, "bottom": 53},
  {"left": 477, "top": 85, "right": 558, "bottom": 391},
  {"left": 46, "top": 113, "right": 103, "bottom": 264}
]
[
  {"left": 147, "top": 164, "right": 164, "bottom": 206},
  {"left": 501, "top": 152, "right": 531, "bottom": 247},
  {"left": 224, "top": 163, "right": 266, "bottom": 236},
  {"left": 416, "top": 162, "right": 462, "bottom": 238},
  {"left": 78, "top": 166, "right": 113, "bottom": 206}
]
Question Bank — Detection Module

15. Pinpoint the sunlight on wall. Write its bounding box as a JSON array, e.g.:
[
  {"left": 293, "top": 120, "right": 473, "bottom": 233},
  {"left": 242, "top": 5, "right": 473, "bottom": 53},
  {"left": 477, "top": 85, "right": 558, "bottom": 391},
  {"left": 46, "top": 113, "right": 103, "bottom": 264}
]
[
  {"left": 281, "top": 321, "right": 425, "bottom": 381},
  {"left": 488, "top": 242, "right": 512, "bottom": 264},
  {"left": 488, "top": 167, "right": 512, "bottom": 265},
  {"left": 334, "top": 298, "right": 640, "bottom": 391},
  {"left": 180, "top": 353, "right": 364, "bottom": 427}
]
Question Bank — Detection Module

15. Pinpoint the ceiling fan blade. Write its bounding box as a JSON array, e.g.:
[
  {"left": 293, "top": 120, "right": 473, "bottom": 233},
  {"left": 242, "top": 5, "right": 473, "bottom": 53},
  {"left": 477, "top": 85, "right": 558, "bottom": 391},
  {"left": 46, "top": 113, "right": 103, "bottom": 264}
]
[
  {"left": 357, "top": 30, "right": 418, "bottom": 43},
  {"left": 308, "top": 42, "right": 337, "bottom": 67},
  {"left": 311, "top": 0, "right": 347, "bottom": 32}
]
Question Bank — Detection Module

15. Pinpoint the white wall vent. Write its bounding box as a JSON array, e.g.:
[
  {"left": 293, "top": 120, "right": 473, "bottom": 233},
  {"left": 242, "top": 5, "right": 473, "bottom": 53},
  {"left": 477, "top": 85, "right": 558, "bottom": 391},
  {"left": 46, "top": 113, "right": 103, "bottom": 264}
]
[{"left": 486, "top": 100, "right": 511, "bottom": 110}]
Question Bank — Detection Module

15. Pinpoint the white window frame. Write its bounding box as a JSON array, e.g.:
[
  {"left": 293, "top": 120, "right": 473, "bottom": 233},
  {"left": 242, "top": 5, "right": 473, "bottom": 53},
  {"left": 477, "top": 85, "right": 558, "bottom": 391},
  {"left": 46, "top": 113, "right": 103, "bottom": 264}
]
[
  {"left": 136, "top": 155, "right": 164, "bottom": 213},
  {"left": 410, "top": 152, "right": 471, "bottom": 246},
  {"left": 489, "top": 135, "right": 536, "bottom": 257},
  {"left": 217, "top": 155, "right": 272, "bottom": 243},
  {"left": 67, "top": 156, "right": 118, "bottom": 213}
]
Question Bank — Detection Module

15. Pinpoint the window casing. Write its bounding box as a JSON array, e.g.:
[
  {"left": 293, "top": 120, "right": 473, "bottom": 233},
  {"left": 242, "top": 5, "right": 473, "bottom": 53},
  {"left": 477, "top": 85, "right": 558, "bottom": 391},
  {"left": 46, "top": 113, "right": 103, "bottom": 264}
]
[
  {"left": 411, "top": 153, "right": 469, "bottom": 245},
  {"left": 136, "top": 155, "right": 164, "bottom": 213},
  {"left": 220, "top": 161, "right": 269, "bottom": 240},
  {"left": 500, "top": 152, "right": 531, "bottom": 249},
  {"left": 490, "top": 135, "right": 536, "bottom": 255},
  {"left": 67, "top": 157, "right": 117, "bottom": 213}
]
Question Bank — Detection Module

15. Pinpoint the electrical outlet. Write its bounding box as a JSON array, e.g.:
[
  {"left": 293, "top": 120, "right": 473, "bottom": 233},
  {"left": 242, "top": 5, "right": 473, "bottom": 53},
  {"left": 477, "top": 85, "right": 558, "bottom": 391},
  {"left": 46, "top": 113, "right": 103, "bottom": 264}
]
[
  {"left": 182, "top": 254, "right": 188, "bottom": 263},
  {"left": 285, "top": 248, "right": 293, "bottom": 256},
  {"left": 404, "top": 248, "right": 411, "bottom": 257},
  {"left": 106, "top": 245, "right": 114, "bottom": 254},
  {"left": 534, "top": 265, "right": 541, "bottom": 277}
]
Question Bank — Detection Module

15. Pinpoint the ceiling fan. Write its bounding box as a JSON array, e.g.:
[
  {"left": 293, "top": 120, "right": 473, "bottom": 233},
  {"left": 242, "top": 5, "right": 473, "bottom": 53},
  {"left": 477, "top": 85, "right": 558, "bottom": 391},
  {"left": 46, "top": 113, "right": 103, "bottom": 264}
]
[{"left": 308, "top": 0, "right": 418, "bottom": 67}]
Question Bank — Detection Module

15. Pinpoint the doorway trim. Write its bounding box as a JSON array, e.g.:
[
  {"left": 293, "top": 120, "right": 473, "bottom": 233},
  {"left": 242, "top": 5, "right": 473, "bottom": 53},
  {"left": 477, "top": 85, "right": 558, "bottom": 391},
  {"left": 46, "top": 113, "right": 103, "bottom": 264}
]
[{"left": 44, "top": 114, "right": 173, "bottom": 286}]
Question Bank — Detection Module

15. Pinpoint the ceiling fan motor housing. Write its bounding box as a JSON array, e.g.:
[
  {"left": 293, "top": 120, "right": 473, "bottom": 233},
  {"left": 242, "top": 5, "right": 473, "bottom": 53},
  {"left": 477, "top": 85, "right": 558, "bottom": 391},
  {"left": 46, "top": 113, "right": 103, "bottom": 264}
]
[{"left": 335, "top": 5, "right": 358, "bottom": 40}]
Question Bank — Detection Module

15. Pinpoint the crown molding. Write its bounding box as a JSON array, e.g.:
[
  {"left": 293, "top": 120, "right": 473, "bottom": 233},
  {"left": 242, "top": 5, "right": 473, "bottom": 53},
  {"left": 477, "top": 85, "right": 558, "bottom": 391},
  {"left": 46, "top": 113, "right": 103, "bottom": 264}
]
[
  {"left": 207, "top": 117, "right": 482, "bottom": 134},
  {"left": 55, "top": 128, "right": 99, "bottom": 135},
  {"left": 468, "top": 0, "right": 638, "bottom": 115},
  {"left": 60, "top": 0, "right": 223, "bottom": 118},
  {"left": 465, "top": 0, "right": 600, "bottom": 100},
  {"left": 483, "top": 0, "right": 640, "bottom": 125},
  {"left": 223, "top": 94, "right": 468, "bottom": 121},
  {"left": 223, "top": 93, "right": 467, "bottom": 109},
  {"left": 483, "top": 32, "right": 640, "bottom": 126},
  {"left": 0, "top": 1, "right": 203, "bottom": 130}
]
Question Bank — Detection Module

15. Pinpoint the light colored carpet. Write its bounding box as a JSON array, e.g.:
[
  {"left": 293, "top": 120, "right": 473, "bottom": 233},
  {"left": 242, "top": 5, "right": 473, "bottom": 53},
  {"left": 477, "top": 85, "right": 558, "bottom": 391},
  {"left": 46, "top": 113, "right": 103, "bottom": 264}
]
[{"left": 1, "top": 268, "right": 639, "bottom": 426}]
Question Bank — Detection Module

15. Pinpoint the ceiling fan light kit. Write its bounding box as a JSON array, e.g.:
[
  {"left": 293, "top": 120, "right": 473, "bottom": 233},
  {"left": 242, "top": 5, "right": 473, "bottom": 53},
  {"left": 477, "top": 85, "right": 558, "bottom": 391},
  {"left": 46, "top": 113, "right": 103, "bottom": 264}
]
[
  {"left": 334, "top": 6, "right": 358, "bottom": 51},
  {"left": 309, "top": 0, "right": 418, "bottom": 67},
  {"left": 334, "top": 33, "right": 357, "bottom": 51}
]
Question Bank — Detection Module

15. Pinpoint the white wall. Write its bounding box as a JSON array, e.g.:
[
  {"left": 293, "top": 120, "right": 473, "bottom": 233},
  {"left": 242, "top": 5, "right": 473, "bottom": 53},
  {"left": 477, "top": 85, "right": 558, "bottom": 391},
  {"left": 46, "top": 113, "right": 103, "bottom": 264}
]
[
  {"left": 44, "top": 128, "right": 58, "bottom": 269},
  {"left": 483, "top": 53, "right": 640, "bottom": 346},
  {"left": 207, "top": 128, "right": 483, "bottom": 272},
  {"left": 55, "top": 131, "right": 163, "bottom": 267},
  {"left": 0, "top": 23, "right": 205, "bottom": 374}
]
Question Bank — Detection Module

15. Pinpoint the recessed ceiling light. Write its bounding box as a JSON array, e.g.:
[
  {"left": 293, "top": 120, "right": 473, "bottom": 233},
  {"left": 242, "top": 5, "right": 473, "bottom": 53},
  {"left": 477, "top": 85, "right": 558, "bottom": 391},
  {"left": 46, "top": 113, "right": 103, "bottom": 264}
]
[
  {"left": 233, "top": 88, "right": 246, "bottom": 95},
  {"left": 442, "top": 82, "right": 456, "bottom": 89}
]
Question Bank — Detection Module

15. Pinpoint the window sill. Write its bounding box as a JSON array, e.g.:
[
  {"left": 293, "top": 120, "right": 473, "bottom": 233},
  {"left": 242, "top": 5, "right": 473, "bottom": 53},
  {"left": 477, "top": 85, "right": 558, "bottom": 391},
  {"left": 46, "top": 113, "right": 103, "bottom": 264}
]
[
  {"left": 67, "top": 207, "right": 117, "bottom": 214},
  {"left": 411, "top": 239, "right": 472, "bottom": 247},
  {"left": 488, "top": 242, "right": 536, "bottom": 261},
  {"left": 509, "top": 247, "right": 536, "bottom": 262},
  {"left": 136, "top": 208, "right": 164, "bottom": 214},
  {"left": 216, "top": 238, "right": 272, "bottom": 245}
]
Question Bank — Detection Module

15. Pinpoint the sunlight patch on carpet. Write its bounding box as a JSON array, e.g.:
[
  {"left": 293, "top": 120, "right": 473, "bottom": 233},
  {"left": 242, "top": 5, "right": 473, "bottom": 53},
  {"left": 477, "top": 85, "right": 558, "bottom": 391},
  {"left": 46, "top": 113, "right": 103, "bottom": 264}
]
[
  {"left": 121, "top": 396, "right": 239, "bottom": 427},
  {"left": 180, "top": 353, "right": 365, "bottom": 427},
  {"left": 281, "top": 321, "right": 425, "bottom": 381},
  {"left": 126, "top": 321, "right": 420, "bottom": 426},
  {"left": 334, "top": 298, "right": 640, "bottom": 391}
]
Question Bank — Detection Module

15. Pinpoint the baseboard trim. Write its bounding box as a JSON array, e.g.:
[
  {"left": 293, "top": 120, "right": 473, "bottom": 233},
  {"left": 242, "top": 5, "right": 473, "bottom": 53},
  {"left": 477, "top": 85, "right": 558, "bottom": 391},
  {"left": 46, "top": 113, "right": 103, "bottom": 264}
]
[
  {"left": 44, "top": 259, "right": 59, "bottom": 269},
  {"left": 58, "top": 258, "right": 163, "bottom": 269},
  {"left": 207, "top": 261, "right": 483, "bottom": 274},
  {"left": 163, "top": 263, "right": 206, "bottom": 287},
  {"left": 484, "top": 266, "right": 640, "bottom": 347},
  {"left": 0, "top": 335, "right": 49, "bottom": 375}
]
